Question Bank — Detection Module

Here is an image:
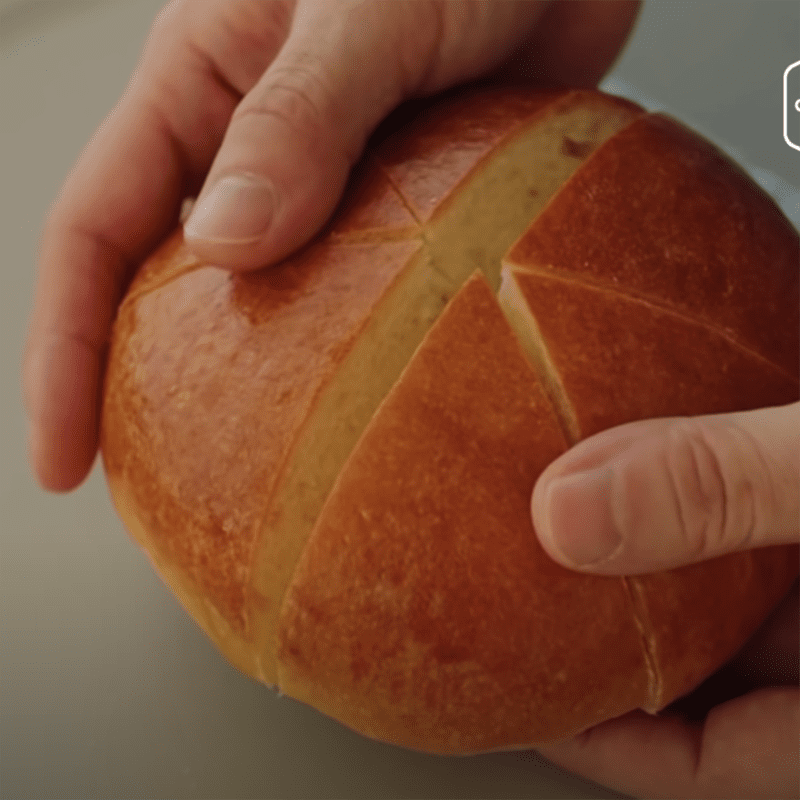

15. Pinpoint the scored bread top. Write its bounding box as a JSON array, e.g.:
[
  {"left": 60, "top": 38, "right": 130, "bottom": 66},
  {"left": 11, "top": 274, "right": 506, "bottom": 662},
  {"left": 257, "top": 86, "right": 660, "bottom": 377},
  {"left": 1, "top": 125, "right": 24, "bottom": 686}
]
[
  {"left": 102, "top": 236, "right": 425, "bottom": 649},
  {"left": 501, "top": 263, "right": 798, "bottom": 714},
  {"left": 102, "top": 88, "right": 643, "bottom": 686},
  {"left": 102, "top": 86, "right": 799, "bottom": 752},
  {"left": 371, "top": 87, "right": 617, "bottom": 222},
  {"left": 503, "top": 269, "right": 798, "bottom": 443},
  {"left": 277, "top": 273, "right": 651, "bottom": 754},
  {"left": 507, "top": 113, "right": 800, "bottom": 376},
  {"left": 276, "top": 108, "right": 799, "bottom": 751}
]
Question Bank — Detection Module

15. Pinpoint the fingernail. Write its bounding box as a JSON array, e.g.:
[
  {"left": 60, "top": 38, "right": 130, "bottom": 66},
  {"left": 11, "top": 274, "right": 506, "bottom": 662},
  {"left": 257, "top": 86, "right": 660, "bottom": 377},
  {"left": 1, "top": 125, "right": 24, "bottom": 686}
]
[
  {"left": 184, "top": 174, "right": 276, "bottom": 244},
  {"left": 538, "top": 470, "right": 622, "bottom": 568}
]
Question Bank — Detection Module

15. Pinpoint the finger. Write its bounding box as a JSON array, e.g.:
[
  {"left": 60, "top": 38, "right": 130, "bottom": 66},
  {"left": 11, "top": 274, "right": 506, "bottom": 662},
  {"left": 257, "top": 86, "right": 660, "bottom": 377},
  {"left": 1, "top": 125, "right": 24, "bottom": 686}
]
[
  {"left": 660, "top": 581, "right": 798, "bottom": 724},
  {"left": 498, "top": 0, "right": 642, "bottom": 87},
  {"left": 537, "top": 687, "right": 799, "bottom": 800},
  {"left": 183, "top": 0, "right": 550, "bottom": 268},
  {"left": 531, "top": 403, "right": 800, "bottom": 574},
  {"left": 24, "top": 0, "right": 291, "bottom": 490}
]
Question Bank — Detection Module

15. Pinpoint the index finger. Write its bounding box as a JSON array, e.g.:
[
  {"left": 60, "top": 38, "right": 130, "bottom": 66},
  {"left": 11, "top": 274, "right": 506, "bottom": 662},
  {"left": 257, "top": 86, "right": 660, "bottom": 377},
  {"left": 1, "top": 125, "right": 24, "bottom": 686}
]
[{"left": 23, "top": 0, "right": 286, "bottom": 490}]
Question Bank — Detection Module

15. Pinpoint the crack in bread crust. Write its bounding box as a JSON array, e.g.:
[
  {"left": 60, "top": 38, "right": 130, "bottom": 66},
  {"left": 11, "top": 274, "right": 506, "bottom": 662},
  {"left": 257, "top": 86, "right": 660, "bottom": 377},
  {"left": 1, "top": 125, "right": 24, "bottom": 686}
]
[
  {"left": 495, "top": 267, "right": 664, "bottom": 714},
  {"left": 506, "top": 264, "right": 800, "bottom": 383},
  {"left": 374, "top": 160, "right": 423, "bottom": 225},
  {"left": 621, "top": 577, "right": 662, "bottom": 711},
  {"left": 496, "top": 270, "right": 580, "bottom": 445}
]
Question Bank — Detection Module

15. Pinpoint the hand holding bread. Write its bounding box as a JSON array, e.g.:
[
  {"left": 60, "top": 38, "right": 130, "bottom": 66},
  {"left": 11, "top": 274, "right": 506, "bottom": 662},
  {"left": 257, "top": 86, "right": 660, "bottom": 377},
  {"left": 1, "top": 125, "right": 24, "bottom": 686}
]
[
  {"left": 23, "top": 0, "right": 638, "bottom": 490},
  {"left": 533, "top": 403, "right": 799, "bottom": 798},
  {"left": 24, "top": 1, "right": 798, "bottom": 797},
  {"left": 534, "top": 403, "right": 800, "bottom": 574},
  {"left": 100, "top": 82, "right": 798, "bottom": 780}
]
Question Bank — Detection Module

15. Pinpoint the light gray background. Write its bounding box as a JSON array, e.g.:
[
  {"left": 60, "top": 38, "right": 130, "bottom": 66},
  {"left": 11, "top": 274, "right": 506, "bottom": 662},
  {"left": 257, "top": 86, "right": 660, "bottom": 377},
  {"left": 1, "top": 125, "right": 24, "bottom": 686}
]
[{"left": 2, "top": 2, "right": 798, "bottom": 798}]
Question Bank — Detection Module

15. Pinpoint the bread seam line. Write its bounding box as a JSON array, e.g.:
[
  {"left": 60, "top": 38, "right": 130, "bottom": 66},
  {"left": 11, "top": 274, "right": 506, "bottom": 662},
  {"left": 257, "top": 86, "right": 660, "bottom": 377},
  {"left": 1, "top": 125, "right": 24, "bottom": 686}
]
[
  {"left": 623, "top": 577, "right": 663, "bottom": 710},
  {"left": 511, "top": 264, "right": 798, "bottom": 382},
  {"left": 497, "top": 267, "right": 663, "bottom": 711},
  {"left": 374, "top": 160, "right": 424, "bottom": 226},
  {"left": 116, "top": 94, "right": 642, "bottom": 335},
  {"left": 496, "top": 269, "right": 581, "bottom": 444},
  {"left": 257, "top": 241, "right": 458, "bottom": 685},
  {"left": 355, "top": 111, "right": 671, "bottom": 711},
  {"left": 329, "top": 157, "right": 422, "bottom": 243}
]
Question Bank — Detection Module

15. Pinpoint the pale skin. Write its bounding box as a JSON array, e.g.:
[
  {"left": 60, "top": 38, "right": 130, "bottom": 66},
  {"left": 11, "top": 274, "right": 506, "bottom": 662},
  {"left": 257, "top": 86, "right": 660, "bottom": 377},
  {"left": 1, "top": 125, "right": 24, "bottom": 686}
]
[{"left": 23, "top": 2, "right": 798, "bottom": 797}]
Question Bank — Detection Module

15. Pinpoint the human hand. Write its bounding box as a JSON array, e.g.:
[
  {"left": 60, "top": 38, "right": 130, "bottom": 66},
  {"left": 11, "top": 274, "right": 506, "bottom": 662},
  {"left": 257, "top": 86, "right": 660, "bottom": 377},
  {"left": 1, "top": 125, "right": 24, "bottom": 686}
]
[
  {"left": 531, "top": 402, "right": 800, "bottom": 799},
  {"left": 23, "top": 0, "right": 640, "bottom": 491}
]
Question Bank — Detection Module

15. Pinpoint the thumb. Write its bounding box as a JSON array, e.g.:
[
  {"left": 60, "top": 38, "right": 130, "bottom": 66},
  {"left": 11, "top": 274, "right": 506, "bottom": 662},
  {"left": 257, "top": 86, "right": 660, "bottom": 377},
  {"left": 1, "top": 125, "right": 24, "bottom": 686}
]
[
  {"left": 531, "top": 403, "right": 800, "bottom": 575},
  {"left": 183, "top": 1, "right": 416, "bottom": 268},
  {"left": 183, "top": 0, "right": 549, "bottom": 270}
]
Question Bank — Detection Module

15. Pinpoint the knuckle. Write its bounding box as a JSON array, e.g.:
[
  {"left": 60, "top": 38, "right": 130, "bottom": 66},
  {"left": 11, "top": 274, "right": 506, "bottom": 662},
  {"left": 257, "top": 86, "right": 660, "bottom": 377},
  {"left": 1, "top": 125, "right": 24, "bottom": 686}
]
[
  {"left": 665, "top": 419, "right": 732, "bottom": 557},
  {"left": 665, "top": 419, "right": 761, "bottom": 557},
  {"left": 235, "top": 62, "right": 330, "bottom": 141},
  {"left": 397, "top": 1, "right": 458, "bottom": 92}
]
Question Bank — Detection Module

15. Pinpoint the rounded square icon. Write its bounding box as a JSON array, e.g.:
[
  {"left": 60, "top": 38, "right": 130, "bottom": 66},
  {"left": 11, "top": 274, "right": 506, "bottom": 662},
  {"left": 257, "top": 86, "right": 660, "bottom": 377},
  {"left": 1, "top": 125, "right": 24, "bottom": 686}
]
[{"left": 785, "top": 61, "right": 800, "bottom": 151}]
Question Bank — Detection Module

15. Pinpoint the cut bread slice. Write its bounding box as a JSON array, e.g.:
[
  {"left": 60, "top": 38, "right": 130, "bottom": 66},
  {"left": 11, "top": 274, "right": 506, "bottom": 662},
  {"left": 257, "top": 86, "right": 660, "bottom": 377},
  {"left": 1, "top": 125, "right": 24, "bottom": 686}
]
[
  {"left": 498, "top": 268, "right": 800, "bottom": 444},
  {"left": 104, "top": 237, "right": 452, "bottom": 683},
  {"left": 496, "top": 113, "right": 800, "bottom": 708},
  {"left": 278, "top": 257, "right": 800, "bottom": 752},
  {"left": 507, "top": 113, "right": 800, "bottom": 375},
  {"left": 102, "top": 89, "right": 644, "bottom": 687},
  {"left": 277, "top": 273, "right": 650, "bottom": 754},
  {"left": 380, "top": 89, "right": 644, "bottom": 291},
  {"left": 495, "top": 116, "right": 800, "bottom": 704},
  {"left": 248, "top": 92, "right": 643, "bottom": 683}
]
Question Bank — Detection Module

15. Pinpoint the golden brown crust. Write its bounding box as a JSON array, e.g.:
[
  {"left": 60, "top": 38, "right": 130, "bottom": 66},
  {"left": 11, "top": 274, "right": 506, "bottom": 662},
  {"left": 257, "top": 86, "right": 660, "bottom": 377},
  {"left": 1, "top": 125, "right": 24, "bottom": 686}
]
[
  {"left": 102, "top": 236, "right": 425, "bottom": 634},
  {"left": 102, "top": 86, "right": 642, "bottom": 677},
  {"left": 629, "top": 545, "right": 800, "bottom": 711},
  {"left": 507, "top": 114, "right": 800, "bottom": 375},
  {"left": 509, "top": 270, "right": 799, "bottom": 440},
  {"left": 503, "top": 110, "right": 800, "bottom": 714},
  {"left": 374, "top": 87, "right": 642, "bottom": 223},
  {"left": 277, "top": 274, "right": 650, "bottom": 753},
  {"left": 374, "top": 87, "right": 569, "bottom": 222},
  {"left": 101, "top": 85, "right": 800, "bottom": 754},
  {"left": 323, "top": 155, "right": 420, "bottom": 241},
  {"left": 502, "top": 110, "right": 800, "bottom": 716}
]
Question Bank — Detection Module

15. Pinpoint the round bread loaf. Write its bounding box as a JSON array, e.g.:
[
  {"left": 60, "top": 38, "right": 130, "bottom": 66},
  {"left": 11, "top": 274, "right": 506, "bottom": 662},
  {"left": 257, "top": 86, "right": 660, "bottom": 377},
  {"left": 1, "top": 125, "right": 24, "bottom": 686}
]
[{"left": 101, "top": 86, "right": 799, "bottom": 754}]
